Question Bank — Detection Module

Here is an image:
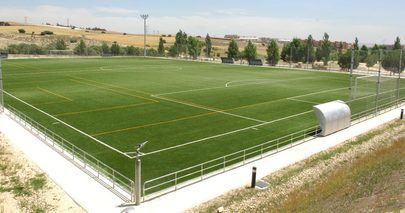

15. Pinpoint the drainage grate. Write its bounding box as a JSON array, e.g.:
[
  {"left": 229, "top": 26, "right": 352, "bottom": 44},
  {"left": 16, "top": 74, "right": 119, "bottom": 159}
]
[{"left": 255, "top": 180, "right": 269, "bottom": 190}]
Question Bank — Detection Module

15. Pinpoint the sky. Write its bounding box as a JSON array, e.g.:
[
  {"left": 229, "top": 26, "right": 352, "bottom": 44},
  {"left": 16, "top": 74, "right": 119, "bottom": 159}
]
[{"left": 1, "top": 0, "right": 404, "bottom": 44}]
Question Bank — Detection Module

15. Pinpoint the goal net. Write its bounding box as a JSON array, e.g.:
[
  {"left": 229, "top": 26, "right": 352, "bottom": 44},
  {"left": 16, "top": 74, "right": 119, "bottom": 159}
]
[{"left": 351, "top": 75, "right": 399, "bottom": 114}]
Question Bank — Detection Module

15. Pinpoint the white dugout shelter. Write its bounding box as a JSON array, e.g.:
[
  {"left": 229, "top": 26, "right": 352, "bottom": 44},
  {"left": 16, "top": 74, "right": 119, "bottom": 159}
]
[{"left": 313, "top": 100, "right": 351, "bottom": 136}]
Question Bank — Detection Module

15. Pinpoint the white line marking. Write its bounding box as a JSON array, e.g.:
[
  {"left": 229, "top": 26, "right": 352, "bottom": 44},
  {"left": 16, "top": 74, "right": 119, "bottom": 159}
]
[
  {"left": 154, "top": 76, "right": 318, "bottom": 96},
  {"left": 133, "top": 109, "right": 313, "bottom": 157},
  {"left": 288, "top": 87, "right": 348, "bottom": 99},
  {"left": 151, "top": 94, "right": 267, "bottom": 123},
  {"left": 287, "top": 98, "right": 320, "bottom": 105},
  {"left": 225, "top": 79, "right": 267, "bottom": 87},
  {"left": 3, "top": 91, "right": 131, "bottom": 158}
]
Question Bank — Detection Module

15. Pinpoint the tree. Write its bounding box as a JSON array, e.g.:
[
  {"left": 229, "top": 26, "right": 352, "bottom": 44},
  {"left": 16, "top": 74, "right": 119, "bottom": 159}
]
[
  {"left": 359, "top": 45, "right": 369, "bottom": 62},
  {"left": 158, "top": 37, "right": 165, "bottom": 56},
  {"left": 266, "top": 39, "right": 279, "bottom": 66},
  {"left": 205, "top": 34, "right": 212, "bottom": 57},
  {"left": 393, "top": 37, "right": 401, "bottom": 50},
  {"left": 305, "top": 35, "right": 315, "bottom": 63},
  {"left": 243, "top": 40, "right": 257, "bottom": 61},
  {"left": 227, "top": 39, "right": 239, "bottom": 60},
  {"left": 168, "top": 45, "right": 178, "bottom": 57},
  {"left": 338, "top": 50, "right": 359, "bottom": 71},
  {"left": 55, "top": 39, "right": 67, "bottom": 50},
  {"left": 74, "top": 39, "right": 87, "bottom": 55},
  {"left": 175, "top": 30, "right": 188, "bottom": 56},
  {"left": 321, "top": 33, "right": 332, "bottom": 65},
  {"left": 382, "top": 50, "right": 404, "bottom": 73},
  {"left": 187, "top": 36, "right": 202, "bottom": 59},
  {"left": 127, "top": 45, "right": 136, "bottom": 55},
  {"left": 353, "top": 37, "right": 359, "bottom": 50},
  {"left": 337, "top": 42, "right": 344, "bottom": 54},
  {"left": 371, "top": 44, "right": 379, "bottom": 51},
  {"left": 365, "top": 53, "right": 378, "bottom": 70},
  {"left": 110, "top": 41, "right": 120, "bottom": 56},
  {"left": 101, "top": 42, "right": 110, "bottom": 55}
]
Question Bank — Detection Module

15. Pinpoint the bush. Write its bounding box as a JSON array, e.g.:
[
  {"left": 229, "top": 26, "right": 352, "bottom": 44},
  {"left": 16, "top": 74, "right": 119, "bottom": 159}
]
[
  {"left": 7, "top": 43, "right": 47, "bottom": 55},
  {"left": 18, "top": 29, "right": 26, "bottom": 34},
  {"left": 40, "top": 31, "right": 53, "bottom": 36},
  {"left": 382, "top": 50, "right": 405, "bottom": 73},
  {"left": 70, "top": 38, "right": 78, "bottom": 43},
  {"left": 0, "top": 21, "right": 10, "bottom": 26},
  {"left": 338, "top": 51, "right": 359, "bottom": 71}
]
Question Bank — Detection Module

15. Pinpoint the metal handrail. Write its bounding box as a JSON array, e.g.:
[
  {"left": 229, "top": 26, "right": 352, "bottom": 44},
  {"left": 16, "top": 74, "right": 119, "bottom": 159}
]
[
  {"left": 142, "top": 99, "right": 404, "bottom": 200},
  {"left": 5, "top": 105, "right": 134, "bottom": 202},
  {"left": 143, "top": 125, "right": 320, "bottom": 197}
]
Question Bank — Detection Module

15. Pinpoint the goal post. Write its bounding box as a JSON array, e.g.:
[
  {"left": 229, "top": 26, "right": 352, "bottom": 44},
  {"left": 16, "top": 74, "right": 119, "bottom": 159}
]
[{"left": 351, "top": 74, "right": 400, "bottom": 115}]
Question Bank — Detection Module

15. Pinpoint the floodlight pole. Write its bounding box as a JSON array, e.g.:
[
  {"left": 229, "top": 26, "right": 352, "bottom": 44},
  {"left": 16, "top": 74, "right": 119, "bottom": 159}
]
[{"left": 140, "top": 14, "right": 149, "bottom": 57}]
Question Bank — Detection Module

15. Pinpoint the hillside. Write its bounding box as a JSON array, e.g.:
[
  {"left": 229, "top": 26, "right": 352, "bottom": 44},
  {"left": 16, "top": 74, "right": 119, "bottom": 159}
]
[
  {"left": 0, "top": 22, "right": 268, "bottom": 56},
  {"left": 189, "top": 120, "right": 405, "bottom": 212}
]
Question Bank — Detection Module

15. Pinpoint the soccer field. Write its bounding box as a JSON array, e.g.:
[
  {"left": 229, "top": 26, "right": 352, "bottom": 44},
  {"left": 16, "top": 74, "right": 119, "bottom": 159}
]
[{"left": 2, "top": 57, "right": 403, "bottom": 195}]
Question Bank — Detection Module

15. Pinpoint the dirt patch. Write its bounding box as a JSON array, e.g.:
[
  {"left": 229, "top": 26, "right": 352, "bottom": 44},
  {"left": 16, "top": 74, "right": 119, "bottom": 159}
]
[
  {"left": 189, "top": 120, "right": 405, "bottom": 212},
  {"left": 0, "top": 134, "right": 85, "bottom": 213}
]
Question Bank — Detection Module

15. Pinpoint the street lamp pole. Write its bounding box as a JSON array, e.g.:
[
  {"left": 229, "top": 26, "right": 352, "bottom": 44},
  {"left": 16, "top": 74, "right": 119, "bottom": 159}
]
[{"left": 140, "top": 14, "right": 149, "bottom": 57}]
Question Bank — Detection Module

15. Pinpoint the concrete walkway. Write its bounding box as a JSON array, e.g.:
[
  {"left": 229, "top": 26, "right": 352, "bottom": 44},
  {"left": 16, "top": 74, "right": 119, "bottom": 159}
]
[{"left": 0, "top": 107, "right": 402, "bottom": 212}]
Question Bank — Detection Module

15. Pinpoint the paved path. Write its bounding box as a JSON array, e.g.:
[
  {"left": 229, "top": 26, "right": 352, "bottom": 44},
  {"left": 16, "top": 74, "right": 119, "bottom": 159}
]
[{"left": 0, "top": 107, "right": 402, "bottom": 212}]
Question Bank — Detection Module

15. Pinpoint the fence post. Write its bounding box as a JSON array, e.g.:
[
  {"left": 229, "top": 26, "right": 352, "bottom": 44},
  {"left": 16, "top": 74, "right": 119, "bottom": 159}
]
[
  {"left": 134, "top": 156, "right": 142, "bottom": 205},
  {"left": 174, "top": 173, "right": 178, "bottom": 190},
  {"left": 200, "top": 164, "right": 203, "bottom": 180},
  {"left": 349, "top": 49, "right": 354, "bottom": 105},
  {"left": 397, "top": 49, "right": 402, "bottom": 106},
  {"left": 0, "top": 57, "right": 3, "bottom": 113},
  {"left": 375, "top": 49, "right": 382, "bottom": 115},
  {"left": 223, "top": 156, "right": 226, "bottom": 172}
]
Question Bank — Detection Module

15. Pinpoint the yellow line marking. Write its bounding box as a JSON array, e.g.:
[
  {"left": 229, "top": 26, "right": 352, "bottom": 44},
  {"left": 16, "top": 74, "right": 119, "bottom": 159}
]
[
  {"left": 35, "top": 100, "right": 72, "bottom": 106},
  {"left": 91, "top": 87, "right": 349, "bottom": 137},
  {"left": 70, "top": 76, "right": 153, "bottom": 96},
  {"left": 69, "top": 77, "right": 158, "bottom": 103},
  {"left": 92, "top": 111, "right": 218, "bottom": 136},
  {"left": 55, "top": 102, "right": 154, "bottom": 117},
  {"left": 37, "top": 87, "right": 73, "bottom": 101}
]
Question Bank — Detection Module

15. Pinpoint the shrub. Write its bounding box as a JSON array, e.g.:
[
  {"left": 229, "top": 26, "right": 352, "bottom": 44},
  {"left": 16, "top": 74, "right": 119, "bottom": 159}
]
[
  {"left": 40, "top": 31, "right": 53, "bottom": 36},
  {"left": 18, "top": 29, "right": 26, "bottom": 34},
  {"left": 69, "top": 38, "right": 78, "bottom": 43},
  {"left": 0, "top": 21, "right": 10, "bottom": 26}
]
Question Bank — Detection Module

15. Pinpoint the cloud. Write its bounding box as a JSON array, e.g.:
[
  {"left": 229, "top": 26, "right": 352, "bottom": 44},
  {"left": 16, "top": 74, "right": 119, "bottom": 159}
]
[
  {"left": 0, "top": 5, "right": 403, "bottom": 44},
  {"left": 95, "top": 7, "right": 138, "bottom": 15}
]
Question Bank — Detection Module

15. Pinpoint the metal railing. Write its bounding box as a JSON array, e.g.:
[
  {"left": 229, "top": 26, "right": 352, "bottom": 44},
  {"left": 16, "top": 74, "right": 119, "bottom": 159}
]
[
  {"left": 142, "top": 98, "right": 404, "bottom": 201},
  {"left": 3, "top": 97, "right": 403, "bottom": 203},
  {"left": 142, "top": 125, "right": 321, "bottom": 199},
  {"left": 5, "top": 105, "right": 134, "bottom": 202}
]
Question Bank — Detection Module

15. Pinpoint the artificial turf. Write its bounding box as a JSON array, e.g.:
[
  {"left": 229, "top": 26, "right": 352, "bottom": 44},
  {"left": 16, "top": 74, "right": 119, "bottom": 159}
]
[{"left": 2, "top": 57, "right": 403, "bottom": 193}]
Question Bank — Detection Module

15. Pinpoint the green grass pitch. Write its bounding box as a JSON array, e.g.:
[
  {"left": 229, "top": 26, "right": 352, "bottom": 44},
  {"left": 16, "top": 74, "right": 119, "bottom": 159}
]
[{"left": 2, "top": 57, "right": 404, "bottom": 190}]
